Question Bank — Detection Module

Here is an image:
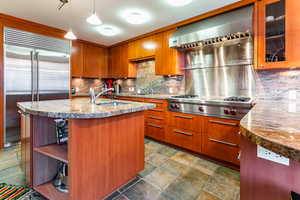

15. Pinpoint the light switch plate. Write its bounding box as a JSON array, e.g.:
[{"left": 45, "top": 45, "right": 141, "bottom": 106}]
[{"left": 257, "top": 145, "right": 289, "bottom": 166}]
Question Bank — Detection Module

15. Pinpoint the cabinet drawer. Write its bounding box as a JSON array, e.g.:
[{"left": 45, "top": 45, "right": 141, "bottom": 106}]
[
  {"left": 145, "top": 109, "right": 166, "bottom": 118},
  {"left": 206, "top": 118, "right": 240, "bottom": 145},
  {"left": 145, "top": 115, "right": 165, "bottom": 125},
  {"left": 169, "top": 112, "right": 200, "bottom": 132},
  {"left": 143, "top": 99, "right": 167, "bottom": 110},
  {"left": 166, "top": 127, "right": 201, "bottom": 153},
  {"left": 202, "top": 117, "right": 240, "bottom": 165},
  {"left": 145, "top": 123, "right": 165, "bottom": 141},
  {"left": 202, "top": 141, "right": 240, "bottom": 165}
]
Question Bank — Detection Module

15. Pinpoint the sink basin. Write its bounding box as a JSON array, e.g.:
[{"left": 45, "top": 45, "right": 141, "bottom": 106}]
[{"left": 95, "top": 101, "right": 129, "bottom": 107}]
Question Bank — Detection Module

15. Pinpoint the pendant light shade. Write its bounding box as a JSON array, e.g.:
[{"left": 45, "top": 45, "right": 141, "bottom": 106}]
[
  {"left": 87, "top": 12, "right": 102, "bottom": 25},
  {"left": 64, "top": 30, "right": 77, "bottom": 40},
  {"left": 87, "top": 0, "right": 102, "bottom": 25}
]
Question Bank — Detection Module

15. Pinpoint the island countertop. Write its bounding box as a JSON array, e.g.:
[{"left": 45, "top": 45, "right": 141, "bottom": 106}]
[
  {"left": 240, "top": 100, "right": 300, "bottom": 162},
  {"left": 17, "top": 98, "right": 155, "bottom": 119}
]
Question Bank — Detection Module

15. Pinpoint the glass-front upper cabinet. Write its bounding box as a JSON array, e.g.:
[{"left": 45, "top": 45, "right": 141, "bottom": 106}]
[{"left": 256, "top": 0, "right": 300, "bottom": 69}]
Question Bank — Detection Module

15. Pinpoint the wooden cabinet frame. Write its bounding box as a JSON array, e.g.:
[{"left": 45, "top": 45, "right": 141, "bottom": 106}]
[{"left": 256, "top": 0, "right": 300, "bottom": 69}]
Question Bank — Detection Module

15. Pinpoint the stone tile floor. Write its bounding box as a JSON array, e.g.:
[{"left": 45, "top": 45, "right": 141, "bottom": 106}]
[{"left": 0, "top": 139, "right": 240, "bottom": 200}]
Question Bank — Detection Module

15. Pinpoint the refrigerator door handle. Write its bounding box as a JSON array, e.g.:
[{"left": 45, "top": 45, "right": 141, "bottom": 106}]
[
  {"left": 30, "top": 51, "right": 35, "bottom": 102},
  {"left": 36, "top": 52, "right": 40, "bottom": 101}
]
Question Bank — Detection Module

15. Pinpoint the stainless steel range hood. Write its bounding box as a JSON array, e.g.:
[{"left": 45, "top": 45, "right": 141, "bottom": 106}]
[{"left": 169, "top": 6, "right": 253, "bottom": 49}]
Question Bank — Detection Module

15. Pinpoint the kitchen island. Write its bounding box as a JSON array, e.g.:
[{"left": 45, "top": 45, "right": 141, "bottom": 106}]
[
  {"left": 17, "top": 98, "right": 155, "bottom": 200},
  {"left": 240, "top": 100, "right": 300, "bottom": 200}
]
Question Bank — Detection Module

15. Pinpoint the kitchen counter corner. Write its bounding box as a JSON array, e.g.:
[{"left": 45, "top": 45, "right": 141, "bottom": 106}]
[{"left": 240, "top": 100, "right": 300, "bottom": 162}]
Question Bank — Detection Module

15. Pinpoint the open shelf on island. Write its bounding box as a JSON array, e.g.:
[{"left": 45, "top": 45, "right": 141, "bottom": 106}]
[
  {"left": 34, "top": 182, "right": 69, "bottom": 200},
  {"left": 34, "top": 144, "right": 68, "bottom": 163}
]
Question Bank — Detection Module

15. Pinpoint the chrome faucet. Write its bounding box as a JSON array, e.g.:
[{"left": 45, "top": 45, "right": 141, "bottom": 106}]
[{"left": 89, "top": 87, "right": 114, "bottom": 104}]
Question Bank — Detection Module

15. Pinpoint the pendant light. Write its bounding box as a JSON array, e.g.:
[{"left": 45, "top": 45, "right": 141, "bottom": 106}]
[
  {"left": 86, "top": 0, "right": 102, "bottom": 25},
  {"left": 61, "top": 0, "right": 77, "bottom": 40},
  {"left": 64, "top": 29, "right": 77, "bottom": 40}
]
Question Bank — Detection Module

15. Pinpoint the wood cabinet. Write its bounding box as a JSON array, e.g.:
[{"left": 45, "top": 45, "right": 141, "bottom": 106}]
[
  {"left": 108, "top": 44, "right": 136, "bottom": 78},
  {"left": 71, "top": 40, "right": 84, "bottom": 78},
  {"left": 166, "top": 112, "right": 202, "bottom": 152},
  {"left": 83, "top": 43, "right": 108, "bottom": 78},
  {"left": 155, "top": 30, "right": 184, "bottom": 76},
  {"left": 128, "top": 35, "right": 156, "bottom": 61},
  {"left": 71, "top": 41, "right": 108, "bottom": 78},
  {"left": 202, "top": 117, "right": 240, "bottom": 165},
  {"left": 143, "top": 98, "right": 168, "bottom": 141},
  {"left": 115, "top": 96, "right": 168, "bottom": 141},
  {"left": 116, "top": 96, "right": 241, "bottom": 165},
  {"left": 256, "top": 0, "right": 300, "bottom": 69}
]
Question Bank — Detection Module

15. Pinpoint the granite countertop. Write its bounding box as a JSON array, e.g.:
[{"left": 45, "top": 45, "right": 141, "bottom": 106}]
[
  {"left": 112, "top": 93, "right": 174, "bottom": 100},
  {"left": 240, "top": 100, "right": 300, "bottom": 162},
  {"left": 72, "top": 93, "right": 175, "bottom": 100},
  {"left": 17, "top": 98, "right": 155, "bottom": 119}
]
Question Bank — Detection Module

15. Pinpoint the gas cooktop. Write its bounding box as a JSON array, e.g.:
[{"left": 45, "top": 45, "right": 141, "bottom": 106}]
[{"left": 167, "top": 95, "right": 255, "bottom": 120}]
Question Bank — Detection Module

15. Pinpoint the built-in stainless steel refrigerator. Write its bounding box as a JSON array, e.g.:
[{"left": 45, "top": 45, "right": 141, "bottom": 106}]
[{"left": 4, "top": 28, "right": 70, "bottom": 147}]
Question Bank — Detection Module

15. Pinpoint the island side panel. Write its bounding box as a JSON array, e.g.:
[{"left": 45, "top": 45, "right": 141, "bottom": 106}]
[
  {"left": 69, "top": 111, "right": 145, "bottom": 200},
  {"left": 240, "top": 136, "right": 300, "bottom": 200}
]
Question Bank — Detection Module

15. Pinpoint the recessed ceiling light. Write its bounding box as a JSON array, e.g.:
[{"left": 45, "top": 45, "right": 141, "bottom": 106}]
[
  {"left": 96, "top": 25, "right": 121, "bottom": 37},
  {"left": 122, "top": 9, "right": 151, "bottom": 25},
  {"left": 166, "top": 0, "right": 193, "bottom": 7}
]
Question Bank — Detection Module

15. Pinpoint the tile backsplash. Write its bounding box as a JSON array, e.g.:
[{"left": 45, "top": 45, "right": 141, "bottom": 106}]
[
  {"left": 71, "top": 62, "right": 300, "bottom": 102},
  {"left": 71, "top": 78, "right": 104, "bottom": 95},
  {"left": 256, "top": 69, "right": 300, "bottom": 101},
  {"left": 115, "top": 60, "right": 185, "bottom": 95}
]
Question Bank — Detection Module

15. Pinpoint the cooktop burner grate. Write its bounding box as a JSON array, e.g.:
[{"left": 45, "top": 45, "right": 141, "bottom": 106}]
[{"left": 223, "top": 96, "right": 251, "bottom": 102}]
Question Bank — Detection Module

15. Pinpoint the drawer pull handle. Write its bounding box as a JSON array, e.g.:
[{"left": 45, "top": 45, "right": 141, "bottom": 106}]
[
  {"left": 148, "top": 116, "right": 163, "bottom": 120},
  {"left": 237, "top": 151, "right": 241, "bottom": 161},
  {"left": 147, "top": 123, "right": 163, "bottom": 129},
  {"left": 209, "top": 120, "right": 239, "bottom": 127},
  {"left": 174, "top": 115, "right": 193, "bottom": 119},
  {"left": 174, "top": 130, "right": 193, "bottom": 136},
  {"left": 209, "top": 139, "right": 238, "bottom": 147},
  {"left": 150, "top": 109, "right": 164, "bottom": 112}
]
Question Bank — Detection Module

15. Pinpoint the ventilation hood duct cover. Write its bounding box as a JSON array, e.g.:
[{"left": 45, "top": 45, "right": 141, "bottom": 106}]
[{"left": 169, "top": 6, "right": 253, "bottom": 48}]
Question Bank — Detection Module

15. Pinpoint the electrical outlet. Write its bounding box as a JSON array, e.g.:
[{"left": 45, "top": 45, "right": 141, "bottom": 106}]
[{"left": 257, "top": 145, "right": 289, "bottom": 166}]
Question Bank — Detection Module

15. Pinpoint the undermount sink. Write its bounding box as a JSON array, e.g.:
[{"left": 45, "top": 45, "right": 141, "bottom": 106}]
[{"left": 95, "top": 101, "right": 129, "bottom": 107}]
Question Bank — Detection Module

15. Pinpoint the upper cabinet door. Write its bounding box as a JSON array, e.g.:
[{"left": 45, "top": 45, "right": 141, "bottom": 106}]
[
  {"left": 257, "top": 0, "right": 300, "bottom": 69},
  {"left": 155, "top": 30, "right": 184, "bottom": 76},
  {"left": 128, "top": 35, "right": 156, "bottom": 61},
  {"left": 108, "top": 44, "right": 136, "bottom": 78},
  {"left": 71, "top": 40, "right": 84, "bottom": 77},
  {"left": 83, "top": 44, "right": 108, "bottom": 78}
]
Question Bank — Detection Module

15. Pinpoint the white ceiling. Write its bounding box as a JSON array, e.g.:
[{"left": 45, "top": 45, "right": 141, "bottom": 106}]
[{"left": 0, "top": 0, "right": 240, "bottom": 46}]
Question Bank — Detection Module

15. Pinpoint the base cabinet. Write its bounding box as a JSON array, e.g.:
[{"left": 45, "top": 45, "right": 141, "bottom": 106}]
[
  {"left": 202, "top": 117, "right": 240, "bottom": 165},
  {"left": 166, "top": 127, "right": 201, "bottom": 153},
  {"left": 145, "top": 123, "right": 166, "bottom": 141},
  {"left": 115, "top": 96, "right": 241, "bottom": 165}
]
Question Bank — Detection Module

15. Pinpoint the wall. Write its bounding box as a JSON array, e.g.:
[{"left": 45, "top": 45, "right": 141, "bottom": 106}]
[
  {"left": 71, "top": 78, "right": 104, "bottom": 95},
  {"left": 71, "top": 67, "right": 300, "bottom": 101},
  {"left": 72, "top": 60, "right": 185, "bottom": 95},
  {"left": 256, "top": 69, "right": 300, "bottom": 101},
  {"left": 115, "top": 60, "right": 185, "bottom": 94}
]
